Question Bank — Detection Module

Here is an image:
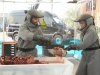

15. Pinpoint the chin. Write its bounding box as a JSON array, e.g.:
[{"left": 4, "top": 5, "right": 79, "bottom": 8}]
[
  {"left": 33, "top": 23, "right": 38, "bottom": 26},
  {"left": 33, "top": 23, "right": 38, "bottom": 25}
]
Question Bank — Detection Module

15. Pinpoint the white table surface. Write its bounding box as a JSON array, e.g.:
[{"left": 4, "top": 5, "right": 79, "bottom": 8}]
[{"left": 0, "top": 57, "right": 74, "bottom": 75}]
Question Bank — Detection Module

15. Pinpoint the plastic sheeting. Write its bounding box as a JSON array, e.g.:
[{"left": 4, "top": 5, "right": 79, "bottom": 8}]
[{"left": 0, "top": 58, "right": 74, "bottom": 75}]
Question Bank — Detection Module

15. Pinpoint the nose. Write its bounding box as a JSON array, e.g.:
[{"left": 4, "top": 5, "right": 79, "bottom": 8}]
[{"left": 36, "top": 19, "right": 38, "bottom": 22}]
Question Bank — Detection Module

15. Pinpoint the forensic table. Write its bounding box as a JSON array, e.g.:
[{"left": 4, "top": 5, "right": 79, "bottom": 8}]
[{"left": 0, "top": 57, "right": 74, "bottom": 75}]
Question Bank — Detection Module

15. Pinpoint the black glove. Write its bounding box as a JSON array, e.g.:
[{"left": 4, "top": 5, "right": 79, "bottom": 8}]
[
  {"left": 64, "top": 44, "right": 77, "bottom": 51},
  {"left": 37, "top": 40, "right": 51, "bottom": 46},
  {"left": 37, "top": 41, "right": 45, "bottom": 46},
  {"left": 41, "top": 37, "right": 51, "bottom": 46},
  {"left": 33, "top": 35, "right": 51, "bottom": 44}
]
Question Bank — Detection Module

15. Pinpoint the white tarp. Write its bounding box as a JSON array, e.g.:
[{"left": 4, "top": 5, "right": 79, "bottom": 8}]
[{"left": 0, "top": 58, "right": 74, "bottom": 75}]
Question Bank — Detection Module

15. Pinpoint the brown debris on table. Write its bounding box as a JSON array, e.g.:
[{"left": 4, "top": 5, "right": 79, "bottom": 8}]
[
  {"left": 53, "top": 47, "right": 65, "bottom": 57},
  {"left": 0, "top": 55, "right": 48, "bottom": 65}
]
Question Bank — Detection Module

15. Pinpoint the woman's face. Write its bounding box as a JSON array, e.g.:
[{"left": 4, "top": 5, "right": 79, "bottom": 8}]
[{"left": 79, "top": 21, "right": 86, "bottom": 29}]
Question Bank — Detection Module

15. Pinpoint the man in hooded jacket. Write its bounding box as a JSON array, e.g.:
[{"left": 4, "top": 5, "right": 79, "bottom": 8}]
[
  {"left": 16, "top": 9, "right": 51, "bottom": 57},
  {"left": 64, "top": 14, "right": 100, "bottom": 75}
]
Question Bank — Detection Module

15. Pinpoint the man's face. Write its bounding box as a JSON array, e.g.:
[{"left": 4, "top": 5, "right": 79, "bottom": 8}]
[
  {"left": 79, "top": 21, "right": 86, "bottom": 29},
  {"left": 32, "top": 17, "right": 39, "bottom": 25}
]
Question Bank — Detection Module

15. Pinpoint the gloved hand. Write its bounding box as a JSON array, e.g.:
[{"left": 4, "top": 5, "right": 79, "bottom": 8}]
[
  {"left": 33, "top": 35, "right": 51, "bottom": 44},
  {"left": 64, "top": 44, "right": 77, "bottom": 51},
  {"left": 37, "top": 40, "right": 50, "bottom": 46},
  {"left": 41, "top": 37, "right": 51, "bottom": 45}
]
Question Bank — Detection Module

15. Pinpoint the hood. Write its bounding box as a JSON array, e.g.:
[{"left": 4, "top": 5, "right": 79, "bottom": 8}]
[
  {"left": 74, "top": 14, "right": 92, "bottom": 22},
  {"left": 25, "top": 13, "right": 38, "bottom": 28},
  {"left": 80, "top": 17, "right": 94, "bottom": 32}
]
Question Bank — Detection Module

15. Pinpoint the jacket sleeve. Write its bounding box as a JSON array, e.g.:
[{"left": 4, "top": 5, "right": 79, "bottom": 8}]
[
  {"left": 18, "top": 25, "right": 35, "bottom": 41},
  {"left": 38, "top": 27, "right": 43, "bottom": 36},
  {"left": 76, "top": 28, "right": 97, "bottom": 50}
]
